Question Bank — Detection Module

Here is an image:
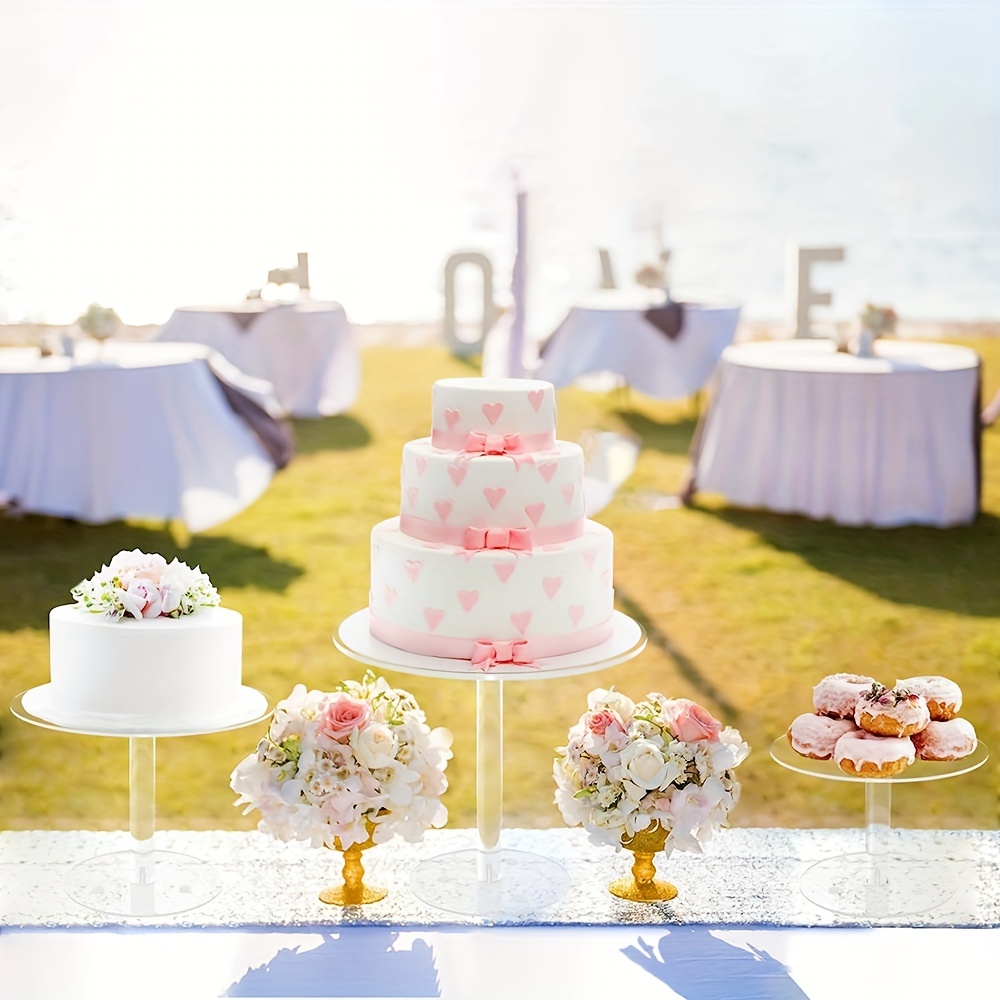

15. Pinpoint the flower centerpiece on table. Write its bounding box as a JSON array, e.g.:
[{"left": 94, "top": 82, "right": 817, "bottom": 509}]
[
  {"left": 859, "top": 303, "right": 898, "bottom": 338},
  {"left": 231, "top": 672, "right": 453, "bottom": 853},
  {"left": 76, "top": 302, "right": 121, "bottom": 342},
  {"left": 70, "top": 549, "right": 220, "bottom": 620},
  {"left": 554, "top": 688, "right": 749, "bottom": 870}
]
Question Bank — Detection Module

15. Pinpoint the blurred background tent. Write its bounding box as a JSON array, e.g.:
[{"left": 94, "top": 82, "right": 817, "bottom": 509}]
[{"left": 1, "top": 0, "right": 998, "bottom": 336}]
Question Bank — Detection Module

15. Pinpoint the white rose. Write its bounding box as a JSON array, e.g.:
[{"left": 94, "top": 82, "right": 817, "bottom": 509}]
[
  {"left": 620, "top": 739, "right": 669, "bottom": 790},
  {"left": 351, "top": 722, "right": 399, "bottom": 770}
]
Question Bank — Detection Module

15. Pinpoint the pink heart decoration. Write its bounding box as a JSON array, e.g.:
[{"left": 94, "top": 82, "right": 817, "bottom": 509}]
[
  {"left": 447, "top": 464, "right": 467, "bottom": 486},
  {"left": 493, "top": 562, "right": 516, "bottom": 583},
  {"left": 384, "top": 584, "right": 396, "bottom": 606},
  {"left": 484, "top": 487, "right": 506, "bottom": 509},
  {"left": 406, "top": 487, "right": 419, "bottom": 509},
  {"left": 458, "top": 590, "right": 479, "bottom": 611},
  {"left": 569, "top": 605, "right": 585, "bottom": 627},
  {"left": 405, "top": 560, "right": 422, "bottom": 582},
  {"left": 434, "top": 500, "right": 453, "bottom": 523},
  {"left": 542, "top": 577, "right": 562, "bottom": 599},
  {"left": 601, "top": 570, "right": 612, "bottom": 588},
  {"left": 415, "top": 455, "right": 428, "bottom": 476},
  {"left": 525, "top": 503, "right": 545, "bottom": 525},
  {"left": 527, "top": 389, "right": 545, "bottom": 412},
  {"left": 510, "top": 610, "right": 533, "bottom": 635},
  {"left": 444, "top": 408, "right": 461, "bottom": 431},
  {"left": 482, "top": 402, "right": 503, "bottom": 425},
  {"left": 561, "top": 484, "right": 575, "bottom": 505},
  {"left": 423, "top": 608, "right": 445, "bottom": 631},
  {"left": 583, "top": 550, "right": 597, "bottom": 571},
  {"left": 538, "top": 462, "right": 557, "bottom": 483}
]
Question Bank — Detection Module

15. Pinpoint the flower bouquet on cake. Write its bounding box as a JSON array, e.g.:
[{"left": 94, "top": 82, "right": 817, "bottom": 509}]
[
  {"left": 231, "top": 671, "right": 453, "bottom": 905},
  {"left": 554, "top": 688, "right": 749, "bottom": 901}
]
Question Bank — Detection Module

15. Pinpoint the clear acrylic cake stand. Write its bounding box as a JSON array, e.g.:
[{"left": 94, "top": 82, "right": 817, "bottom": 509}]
[
  {"left": 10, "top": 688, "right": 269, "bottom": 918},
  {"left": 770, "top": 736, "right": 990, "bottom": 919},
  {"left": 335, "top": 609, "right": 646, "bottom": 919}
]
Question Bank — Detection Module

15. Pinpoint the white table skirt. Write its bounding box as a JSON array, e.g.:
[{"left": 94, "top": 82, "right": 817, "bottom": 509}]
[
  {"left": 690, "top": 338, "right": 981, "bottom": 527},
  {"left": 155, "top": 300, "right": 360, "bottom": 418},
  {"left": 0, "top": 342, "right": 277, "bottom": 531},
  {"left": 532, "top": 292, "right": 741, "bottom": 400}
]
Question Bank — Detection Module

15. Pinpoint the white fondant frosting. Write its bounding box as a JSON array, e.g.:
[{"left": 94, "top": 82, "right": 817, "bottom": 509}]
[{"left": 46, "top": 604, "right": 243, "bottom": 724}]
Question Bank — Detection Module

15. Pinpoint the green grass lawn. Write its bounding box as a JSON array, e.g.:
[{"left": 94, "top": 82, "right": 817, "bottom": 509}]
[{"left": 1, "top": 341, "right": 998, "bottom": 834}]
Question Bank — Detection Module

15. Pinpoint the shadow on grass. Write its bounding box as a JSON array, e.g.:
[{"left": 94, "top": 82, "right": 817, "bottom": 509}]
[
  {"left": 291, "top": 414, "right": 371, "bottom": 454},
  {"left": 699, "top": 505, "right": 1000, "bottom": 617},
  {"left": 0, "top": 516, "right": 304, "bottom": 631},
  {"left": 611, "top": 409, "right": 698, "bottom": 458}
]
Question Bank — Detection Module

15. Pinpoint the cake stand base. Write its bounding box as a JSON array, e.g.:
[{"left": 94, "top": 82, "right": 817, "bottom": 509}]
[
  {"left": 409, "top": 848, "right": 571, "bottom": 920},
  {"left": 799, "top": 852, "right": 966, "bottom": 919},
  {"left": 65, "top": 849, "right": 222, "bottom": 918}
]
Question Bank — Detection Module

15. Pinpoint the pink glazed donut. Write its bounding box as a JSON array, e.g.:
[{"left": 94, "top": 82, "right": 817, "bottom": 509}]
[
  {"left": 812, "top": 674, "right": 878, "bottom": 719},
  {"left": 834, "top": 731, "right": 915, "bottom": 778},
  {"left": 912, "top": 719, "right": 977, "bottom": 761},
  {"left": 787, "top": 714, "right": 858, "bottom": 760},
  {"left": 895, "top": 675, "right": 962, "bottom": 722}
]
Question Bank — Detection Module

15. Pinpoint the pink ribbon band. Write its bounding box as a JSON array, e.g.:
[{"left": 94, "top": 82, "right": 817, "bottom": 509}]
[
  {"left": 399, "top": 513, "right": 584, "bottom": 548},
  {"left": 464, "top": 525, "right": 532, "bottom": 551},
  {"left": 369, "top": 615, "right": 615, "bottom": 666},
  {"left": 430, "top": 428, "right": 556, "bottom": 452},
  {"left": 465, "top": 431, "right": 521, "bottom": 455}
]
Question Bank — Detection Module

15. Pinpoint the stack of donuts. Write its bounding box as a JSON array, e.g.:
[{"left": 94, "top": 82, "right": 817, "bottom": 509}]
[{"left": 787, "top": 672, "right": 977, "bottom": 777}]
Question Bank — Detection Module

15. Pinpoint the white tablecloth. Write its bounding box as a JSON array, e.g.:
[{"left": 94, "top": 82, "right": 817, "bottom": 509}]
[
  {"left": 689, "top": 338, "right": 982, "bottom": 527},
  {"left": 0, "top": 342, "right": 278, "bottom": 531},
  {"left": 155, "top": 300, "right": 360, "bottom": 418},
  {"left": 533, "top": 291, "right": 741, "bottom": 400}
]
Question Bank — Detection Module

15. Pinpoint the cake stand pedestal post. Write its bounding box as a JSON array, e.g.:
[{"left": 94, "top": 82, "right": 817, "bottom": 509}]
[
  {"left": 476, "top": 677, "right": 502, "bottom": 884},
  {"left": 128, "top": 736, "right": 157, "bottom": 914}
]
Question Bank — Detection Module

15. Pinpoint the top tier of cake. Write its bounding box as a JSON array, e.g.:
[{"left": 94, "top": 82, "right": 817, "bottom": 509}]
[{"left": 430, "top": 377, "right": 556, "bottom": 452}]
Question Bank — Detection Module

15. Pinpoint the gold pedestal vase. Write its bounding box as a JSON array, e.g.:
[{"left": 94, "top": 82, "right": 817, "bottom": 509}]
[
  {"left": 608, "top": 822, "right": 678, "bottom": 902},
  {"left": 319, "top": 824, "right": 387, "bottom": 906}
]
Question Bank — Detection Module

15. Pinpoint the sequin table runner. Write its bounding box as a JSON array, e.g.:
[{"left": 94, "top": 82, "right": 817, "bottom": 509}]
[{"left": 2, "top": 827, "right": 997, "bottom": 929}]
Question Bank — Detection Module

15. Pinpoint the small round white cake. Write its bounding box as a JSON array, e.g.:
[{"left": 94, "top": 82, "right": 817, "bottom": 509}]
[{"left": 43, "top": 604, "right": 244, "bottom": 727}]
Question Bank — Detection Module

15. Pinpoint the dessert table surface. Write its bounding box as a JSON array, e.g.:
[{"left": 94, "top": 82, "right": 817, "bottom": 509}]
[
  {"left": 1, "top": 828, "right": 997, "bottom": 999},
  {"left": 155, "top": 300, "right": 360, "bottom": 418},
  {"left": 0, "top": 341, "right": 284, "bottom": 531},
  {"left": 687, "top": 338, "right": 982, "bottom": 527},
  {"left": 533, "top": 290, "right": 741, "bottom": 400}
]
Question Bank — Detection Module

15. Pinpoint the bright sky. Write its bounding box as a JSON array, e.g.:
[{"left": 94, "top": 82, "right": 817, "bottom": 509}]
[{"left": 1, "top": 1, "right": 998, "bottom": 330}]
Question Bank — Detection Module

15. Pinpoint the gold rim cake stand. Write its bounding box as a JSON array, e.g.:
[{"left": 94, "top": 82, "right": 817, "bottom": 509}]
[
  {"left": 770, "top": 736, "right": 989, "bottom": 919},
  {"left": 335, "top": 609, "right": 646, "bottom": 919},
  {"left": 11, "top": 689, "right": 269, "bottom": 918}
]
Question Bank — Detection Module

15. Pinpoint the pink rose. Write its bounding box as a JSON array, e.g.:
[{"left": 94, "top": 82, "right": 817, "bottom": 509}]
[
  {"left": 320, "top": 694, "right": 371, "bottom": 741},
  {"left": 118, "top": 579, "right": 163, "bottom": 619},
  {"left": 663, "top": 699, "right": 722, "bottom": 743},
  {"left": 585, "top": 709, "right": 623, "bottom": 737}
]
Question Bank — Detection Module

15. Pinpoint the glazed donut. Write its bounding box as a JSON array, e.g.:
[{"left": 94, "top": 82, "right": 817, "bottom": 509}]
[
  {"left": 895, "top": 675, "right": 962, "bottom": 722},
  {"left": 787, "top": 714, "right": 857, "bottom": 759},
  {"left": 912, "top": 719, "right": 977, "bottom": 761},
  {"left": 812, "top": 673, "right": 878, "bottom": 719},
  {"left": 855, "top": 683, "right": 930, "bottom": 738},
  {"left": 834, "top": 730, "right": 915, "bottom": 778}
]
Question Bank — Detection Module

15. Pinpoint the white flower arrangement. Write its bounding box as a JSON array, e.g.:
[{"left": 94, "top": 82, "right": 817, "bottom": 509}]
[
  {"left": 70, "top": 549, "right": 220, "bottom": 620},
  {"left": 859, "top": 303, "right": 898, "bottom": 336},
  {"left": 554, "top": 688, "right": 750, "bottom": 855},
  {"left": 230, "top": 672, "right": 453, "bottom": 850}
]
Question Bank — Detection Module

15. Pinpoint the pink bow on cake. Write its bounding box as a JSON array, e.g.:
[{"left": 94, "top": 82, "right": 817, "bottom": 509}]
[
  {"left": 463, "top": 526, "right": 532, "bottom": 551},
  {"left": 465, "top": 432, "right": 522, "bottom": 456},
  {"left": 470, "top": 639, "right": 535, "bottom": 671}
]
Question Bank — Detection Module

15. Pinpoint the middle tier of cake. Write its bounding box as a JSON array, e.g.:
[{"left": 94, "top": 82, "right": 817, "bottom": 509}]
[
  {"left": 370, "top": 516, "right": 614, "bottom": 660},
  {"left": 399, "top": 438, "right": 585, "bottom": 545}
]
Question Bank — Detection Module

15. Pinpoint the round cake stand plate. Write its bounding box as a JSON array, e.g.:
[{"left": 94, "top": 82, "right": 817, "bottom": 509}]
[
  {"left": 408, "top": 848, "right": 572, "bottom": 920},
  {"left": 335, "top": 609, "right": 646, "bottom": 681},
  {"left": 65, "top": 849, "right": 221, "bottom": 918},
  {"left": 798, "top": 852, "right": 970, "bottom": 920}
]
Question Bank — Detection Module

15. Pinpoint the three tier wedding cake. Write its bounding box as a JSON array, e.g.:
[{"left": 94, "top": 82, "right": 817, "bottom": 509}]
[{"left": 368, "top": 377, "right": 615, "bottom": 670}]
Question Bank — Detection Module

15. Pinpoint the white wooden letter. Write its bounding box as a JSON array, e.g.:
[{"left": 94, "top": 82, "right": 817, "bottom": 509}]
[
  {"left": 443, "top": 252, "right": 498, "bottom": 357},
  {"left": 787, "top": 244, "right": 845, "bottom": 338}
]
